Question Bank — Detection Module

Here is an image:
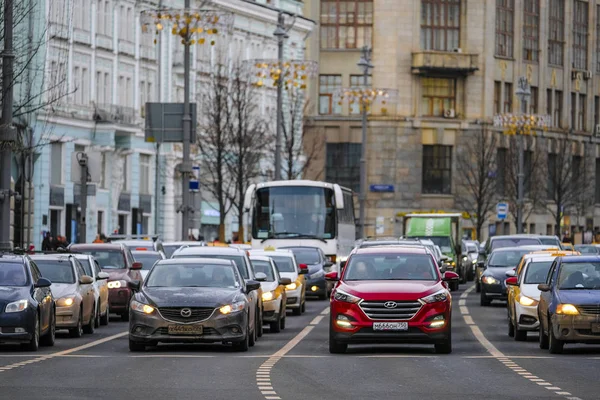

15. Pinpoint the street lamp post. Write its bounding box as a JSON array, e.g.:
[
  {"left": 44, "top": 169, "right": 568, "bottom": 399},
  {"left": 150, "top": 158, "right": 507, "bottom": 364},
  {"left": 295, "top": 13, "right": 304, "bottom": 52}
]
[
  {"left": 515, "top": 77, "right": 530, "bottom": 234},
  {"left": 357, "top": 46, "right": 373, "bottom": 239}
]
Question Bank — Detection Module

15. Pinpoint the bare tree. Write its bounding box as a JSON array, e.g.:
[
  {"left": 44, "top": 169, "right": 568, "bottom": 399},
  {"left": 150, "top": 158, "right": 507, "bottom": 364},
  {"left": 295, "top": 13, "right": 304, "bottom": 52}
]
[
  {"left": 225, "top": 64, "right": 270, "bottom": 242},
  {"left": 455, "top": 128, "right": 499, "bottom": 240},
  {"left": 196, "top": 63, "right": 233, "bottom": 241}
]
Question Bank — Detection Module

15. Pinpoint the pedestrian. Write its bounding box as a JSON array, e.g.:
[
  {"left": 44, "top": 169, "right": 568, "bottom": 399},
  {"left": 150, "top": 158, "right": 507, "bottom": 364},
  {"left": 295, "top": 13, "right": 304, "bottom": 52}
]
[
  {"left": 100, "top": 233, "right": 107, "bottom": 242},
  {"left": 42, "top": 232, "right": 56, "bottom": 251},
  {"left": 93, "top": 234, "right": 103, "bottom": 243},
  {"left": 562, "top": 231, "right": 572, "bottom": 244}
]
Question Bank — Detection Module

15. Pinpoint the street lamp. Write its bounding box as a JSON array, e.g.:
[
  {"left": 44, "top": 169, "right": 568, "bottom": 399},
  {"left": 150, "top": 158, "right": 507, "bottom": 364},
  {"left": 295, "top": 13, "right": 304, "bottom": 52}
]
[
  {"left": 357, "top": 46, "right": 373, "bottom": 240},
  {"left": 493, "top": 76, "right": 551, "bottom": 233},
  {"left": 141, "top": 3, "right": 234, "bottom": 240}
]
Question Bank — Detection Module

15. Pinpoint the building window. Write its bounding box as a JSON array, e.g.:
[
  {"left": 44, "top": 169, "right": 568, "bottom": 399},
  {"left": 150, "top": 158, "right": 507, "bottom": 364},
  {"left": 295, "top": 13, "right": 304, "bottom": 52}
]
[
  {"left": 547, "top": 152, "right": 557, "bottom": 199},
  {"left": 594, "top": 96, "right": 599, "bottom": 129},
  {"left": 318, "top": 75, "right": 342, "bottom": 115},
  {"left": 573, "top": 0, "right": 588, "bottom": 70},
  {"left": 139, "top": 154, "right": 151, "bottom": 195},
  {"left": 596, "top": 159, "right": 600, "bottom": 203},
  {"left": 571, "top": 92, "right": 577, "bottom": 130},
  {"left": 578, "top": 93, "right": 586, "bottom": 131},
  {"left": 325, "top": 143, "right": 361, "bottom": 193},
  {"left": 420, "top": 0, "right": 460, "bottom": 51},
  {"left": 50, "top": 210, "right": 61, "bottom": 236},
  {"left": 422, "top": 145, "right": 452, "bottom": 194},
  {"left": 548, "top": 0, "right": 565, "bottom": 66},
  {"left": 350, "top": 74, "right": 372, "bottom": 115},
  {"left": 494, "top": 81, "right": 502, "bottom": 115},
  {"left": 554, "top": 90, "right": 563, "bottom": 128},
  {"left": 100, "top": 153, "right": 108, "bottom": 189},
  {"left": 529, "top": 86, "right": 538, "bottom": 114},
  {"left": 97, "top": 211, "right": 104, "bottom": 235},
  {"left": 503, "top": 82, "right": 513, "bottom": 113},
  {"left": 50, "top": 142, "right": 63, "bottom": 185},
  {"left": 546, "top": 89, "right": 553, "bottom": 122},
  {"left": 495, "top": 0, "right": 515, "bottom": 58},
  {"left": 496, "top": 148, "right": 507, "bottom": 196},
  {"left": 523, "top": 0, "right": 539, "bottom": 62},
  {"left": 421, "top": 77, "right": 456, "bottom": 117},
  {"left": 320, "top": 1, "right": 373, "bottom": 49},
  {"left": 123, "top": 156, "right": 130, "bottom": 192},
  {"left": 524, "top": 150, "right": 533, "bottom": 195}
]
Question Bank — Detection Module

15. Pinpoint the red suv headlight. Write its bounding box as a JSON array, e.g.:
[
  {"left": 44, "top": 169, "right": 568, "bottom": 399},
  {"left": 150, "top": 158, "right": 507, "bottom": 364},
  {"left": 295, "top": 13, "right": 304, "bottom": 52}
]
[
  {"left": 333, "top": 289, "right": 362, "bottom": 304},
  {"left": 419, "top": 289, "right": 450, "bottom": 304}
]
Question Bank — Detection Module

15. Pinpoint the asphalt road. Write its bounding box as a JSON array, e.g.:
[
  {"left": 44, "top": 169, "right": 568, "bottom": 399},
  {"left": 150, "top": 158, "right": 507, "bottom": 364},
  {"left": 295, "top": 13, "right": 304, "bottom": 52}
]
[{"left": 0, "top": 284, "right": 598, "bottom": 400}]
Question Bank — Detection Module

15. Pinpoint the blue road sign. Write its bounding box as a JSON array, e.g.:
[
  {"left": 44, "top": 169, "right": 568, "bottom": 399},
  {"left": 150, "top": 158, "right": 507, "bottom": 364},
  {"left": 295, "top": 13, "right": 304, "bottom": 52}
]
[
  {"left": 497, "top": 202, "right": 508, "bottom": 220},
  {"left": 369, "top": 184, "right": 395, "bottom": 193}
]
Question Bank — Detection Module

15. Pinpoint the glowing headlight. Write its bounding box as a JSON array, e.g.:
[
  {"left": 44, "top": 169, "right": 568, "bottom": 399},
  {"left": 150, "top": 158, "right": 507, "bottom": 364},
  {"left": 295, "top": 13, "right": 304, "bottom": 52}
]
[
  {"left": 482, "top": 276, "right": 500, "bottom": 285},
  {"left": 219, "top": 301, "right": 245, "bottom": 315},
  {"left": 472, "top": 259, "right": 477, "bottom": 264},
  {"left": 108, "top": 280, "right": 124, "bottom": 289},
  {"left": 517, "top": 294, "right": 538, "bottom": 307},
  {"left": 285, "top": 282, "right": 297, "bottom": 290},
  {"left": 5, "top": 299, "right": 28, "bottom": 313},
  {"left": 451, "top": 261, "right": 456, "bottom": 267},
  {"left": 420, "top": 289, "right": 449, "bottom": 304},
  {"left": 262, "top": 291, "right": 275, "bottom": 302},
  {"left": 56, "top": 297, "right": 75, "bottom": 307},
  {"left": 556, "top": 304, "right": 579, "bottom": 315},
  {"left": 335, "top": 314, "right": 354, "bottom": 328},
  {"left": 429, "top": 314, "right": 446, "bottom": 328},
  {"left": 131, "top": 300, "right": 155, "bottom": 314},
  {"left": 333, "top": 289, "right": 361, "bottom": 304}
]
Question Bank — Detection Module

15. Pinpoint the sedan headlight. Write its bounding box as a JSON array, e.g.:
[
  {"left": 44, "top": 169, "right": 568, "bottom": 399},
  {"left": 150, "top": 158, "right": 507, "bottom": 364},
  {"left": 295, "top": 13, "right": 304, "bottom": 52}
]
[
  {"left": 482, "top": 276, "right": 500, "bottom": 285},
  {"left": 516, "top": 294, "right": 538, "bottom": 307},
  {"left": 219, "top": 301, "right": 245, "bottom": 315},
  {"left": 285, "top": 282, "right": 297, "bottom": 291},
  {"left": 131, "top": 300, "right": 155, "bottom": 314},
  {"left": 333, "top": 289, "right": 361, "bottom": 304},
  {"left": 472, "top": 259, "right": 477, "bottom": 265},
  {"left": 5, "top": 299, "right": 28, "bottom": 313},
  {"left": 420, "top": 289, "right": 449, "bottom": 304},
  {"left": 108, "top": 280, "right": 126, "bottom": 289},
  {"left": 262, "top": 291, "right": 275, "bottom": 302},
  {"left": 310, "top": 270, "right": 325, "bottom": 279},
  {"left": 556, "top": 304, "right": 579, "bottom": 315},
  {"left": 56, "top": 297, "right": 76, "bottom": 307}
]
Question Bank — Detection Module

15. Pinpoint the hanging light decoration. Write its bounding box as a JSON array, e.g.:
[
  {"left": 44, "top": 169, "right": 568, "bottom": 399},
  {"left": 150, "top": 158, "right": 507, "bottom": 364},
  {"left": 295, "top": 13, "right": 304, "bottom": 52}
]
[
  {"left": 247, "top": 59, "right": 318, "bottom": 93},
  {"left": 335, "top": 86, "right": 398, "bottom": 115},
  {"left": 493, "top": 113, "right": 551, "bottom": 135}
]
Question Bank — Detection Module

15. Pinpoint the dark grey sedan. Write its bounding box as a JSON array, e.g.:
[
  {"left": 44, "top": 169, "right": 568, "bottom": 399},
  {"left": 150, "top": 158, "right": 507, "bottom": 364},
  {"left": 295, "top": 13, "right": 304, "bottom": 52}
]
[{"left": 127, "top": 258, "right": 260, "bottom": 352}]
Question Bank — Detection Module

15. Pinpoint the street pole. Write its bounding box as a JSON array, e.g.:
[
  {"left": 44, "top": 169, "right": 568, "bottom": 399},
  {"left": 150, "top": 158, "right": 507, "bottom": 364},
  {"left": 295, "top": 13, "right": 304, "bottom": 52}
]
[
  {"left": 357, "top": 47, "right": 373, "bottom": 239},
  {"left": 79, "top": 153, "right": 88, "bottom": 243},
  {"left": 515, "top": 76, "right": 530, "bottom": 235},
  {"left": 274, "top": 12, "right": 285, "bottom": 181},
  {"left": 181, "top": 0, "right": 192, "bottom": 240},
  {"left": 0, "top": 0, "right": 15, "bottom": 251}
]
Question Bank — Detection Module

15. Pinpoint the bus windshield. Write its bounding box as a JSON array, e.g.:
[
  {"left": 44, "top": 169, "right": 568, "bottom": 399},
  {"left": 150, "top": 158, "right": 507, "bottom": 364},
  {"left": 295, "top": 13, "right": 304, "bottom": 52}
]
[{"left": 252, "top": 186, "right": 336, "bottom": 240}]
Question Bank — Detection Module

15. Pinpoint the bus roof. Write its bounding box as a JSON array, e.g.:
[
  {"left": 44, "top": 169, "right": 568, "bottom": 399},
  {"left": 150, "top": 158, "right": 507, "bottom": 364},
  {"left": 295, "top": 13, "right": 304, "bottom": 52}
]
[{"left": 255, "top": 180, "right": 352, "bottom": 192}]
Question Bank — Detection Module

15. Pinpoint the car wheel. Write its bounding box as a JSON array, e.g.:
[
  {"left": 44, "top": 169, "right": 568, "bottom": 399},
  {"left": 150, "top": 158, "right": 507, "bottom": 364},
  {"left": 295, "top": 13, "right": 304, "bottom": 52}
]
[
  {"left": 257, "top": 307, "right": 264, "bottom": 338},
  {"left": 100, "top": 303, "right": 109, "bottom": 326},
  {"left": 514, "top": 327, "right": 527, "bottom": 341},
  {"left": 94, "top": 303, "right": 101, "bottom": 329},
  {"left": 249, "top": 314, "right": 257, "bottom": 347},
  {"left": 480, "top": 289, "right": 490, "bottom": 306},
  {"left": 301, "top": 300, "right": 306, "bottom": 313},
  {"left": 232, "top": 325, "right": 250, "bottom": 352},
  {"left": 508, "top": 317, "right": 515, "bottom": 338},
  {"left": 40, "top": 308, "right": 56, "bottom": 347},
  {"left": 121, "top": 312, "right": 130, "bottom": 322},
  {"left": 24, "top": 313, "right": 40, "bottom": 351},
  {"left": 475, "top": 281, "right": 481, "bottom": 293},
  {"left": 329, "top": 327, "right": 347, "bottom": 354},
  {"left": 435, "top": 331, "right": 452, "bottom": 354},
  {"left": 450, "top": 281, "right": 459, "bottom": 291},
  {"left": 292, "top": 306, "right": 302, "bottom": 316},
  {"left": 318, "top": 292, "right": 327, "bottom": 301},
  {"left": 129, "top": 339, "right": 146, "bottom": 352},
  {"left": 83, "top": 304, "right": 96, "bottom": 334},
  {"left": 538, "top": 313, "right": 549, "bottom": 350},
  {"left": 69, "top": 308, "right": 84, "bottom": 338},
  {"left": 280, "top": 314, "right": 286, "bottom": 330},
  {"left": 270, "top": 318, "right": 281, "bottom": 333},
  {"left": 548, "top": 321, "right": 564, "bottom": 354}
]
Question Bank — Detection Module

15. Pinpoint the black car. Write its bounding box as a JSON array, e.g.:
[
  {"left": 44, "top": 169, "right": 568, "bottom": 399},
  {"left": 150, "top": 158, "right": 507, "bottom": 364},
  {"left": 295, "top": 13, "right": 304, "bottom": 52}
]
[
  {"left": 280, "top": 246, "right": 332, "bottom": 300},
  {"left": 128, "top": 258, "right": 261, "bottom": 352},
  {"left": 0, "top": 254, "right": 55, "bottom": 350}
]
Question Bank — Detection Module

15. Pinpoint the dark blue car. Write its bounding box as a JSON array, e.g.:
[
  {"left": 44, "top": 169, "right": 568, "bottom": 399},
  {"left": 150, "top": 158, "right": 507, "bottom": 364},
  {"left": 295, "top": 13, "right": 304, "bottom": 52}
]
[
  {"left": 0, "top": 255, "right": 56, "bottom": 350},
  {"left": 538, "top": 255, "right": 600, "bottom": 354},
  {"left": 280, "top": 246, "right": 333, "bottom": 300}
]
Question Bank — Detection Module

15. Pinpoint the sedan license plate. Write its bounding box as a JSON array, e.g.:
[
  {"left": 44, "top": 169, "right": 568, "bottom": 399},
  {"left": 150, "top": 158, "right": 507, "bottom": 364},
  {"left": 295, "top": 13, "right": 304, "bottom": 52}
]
[
  {"left": 168, "top": 325, "right": 203, "bottom": 335},
  {"left": 373, "top": 322, "right": 408, "bottom": 331},
  {"left": 591, "top": 323, "right": 600, "bottom": 333}
]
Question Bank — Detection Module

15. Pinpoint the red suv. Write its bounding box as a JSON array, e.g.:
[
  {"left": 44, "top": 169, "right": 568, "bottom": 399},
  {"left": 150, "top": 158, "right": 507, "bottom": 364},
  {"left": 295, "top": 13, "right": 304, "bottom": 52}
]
[{"left": 326, "top": 246, "right": 459, "bottom": 354}]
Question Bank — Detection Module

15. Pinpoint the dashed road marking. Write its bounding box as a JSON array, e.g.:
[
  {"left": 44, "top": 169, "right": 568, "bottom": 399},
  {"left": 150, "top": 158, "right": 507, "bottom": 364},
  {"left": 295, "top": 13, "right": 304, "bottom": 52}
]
[
  {"left": 459, "top": 285, "right": 583, "bottom": 400},
  {"left": 309, "top": 315, "right": 325, "bottom": 325}
]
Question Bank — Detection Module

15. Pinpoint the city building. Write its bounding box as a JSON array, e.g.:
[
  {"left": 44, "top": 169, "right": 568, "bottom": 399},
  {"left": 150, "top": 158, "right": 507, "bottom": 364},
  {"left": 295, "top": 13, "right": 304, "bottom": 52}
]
[{"left": 303, "top": 0, "right": 600, "bottom": 241}]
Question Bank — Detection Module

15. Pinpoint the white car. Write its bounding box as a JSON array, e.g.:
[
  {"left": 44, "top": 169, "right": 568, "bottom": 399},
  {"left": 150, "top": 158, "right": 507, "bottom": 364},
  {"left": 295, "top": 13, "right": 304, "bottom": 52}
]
[
  {"left": 162, "top": 241, "right": 206, "bottom": 258},
  {"left": 250, "top": 256, "right": 291, "bottom": 332},
  {"left": 74, "top": 254, "right": 110, "bottom": 326},
  {"left": 249, "top": 249, "right": 308, "bottom": 316},
  {"left": 131, "top": 250, "right": 166, "bottom": 280},
  {"left": 506, "top": 252, "right": 566, "bottom": 341}
]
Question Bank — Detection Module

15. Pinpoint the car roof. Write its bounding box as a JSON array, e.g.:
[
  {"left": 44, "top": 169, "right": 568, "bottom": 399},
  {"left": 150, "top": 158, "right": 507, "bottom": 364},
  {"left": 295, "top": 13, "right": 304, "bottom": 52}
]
[
  {"left": 249, "top": 255, "right": 273, "bottom": 262},
  {"left": 70, "top": 244, "right": 124, "bottom": 251},
  {"left": 29, "top": 254, "right": 73, "bottom": 261},
  {"left": 557, "top": 255, "right": 600, "bottom": 263},
  {"left": 249, "top": 249, "right": 294, "bottom": 257},
  {"left": 174, "top": 246, "right": 245, "bottom": 256},
  {"left": 131, "top": 250, "right": 162, "bottom": 255},
  {"left": 0, "top": 254, "right": 27, "bottom": 262},
  {"left": 353, "top": 246, "right": 429, "bottom": 255},
  {"left": 278, "top": 246, "right": 319, "bottom": 251},
  {"left": 157, "top": 258, "right": 235, "bottom": 266},
  {"left": 112, "top": 240, "right": 153, "bottom": 245},
  {"left": 163, "top": 241, "right": 205, "bottom": 246},
  {"left": 491, "top": 245, "right": 551, "bottom": 253}
]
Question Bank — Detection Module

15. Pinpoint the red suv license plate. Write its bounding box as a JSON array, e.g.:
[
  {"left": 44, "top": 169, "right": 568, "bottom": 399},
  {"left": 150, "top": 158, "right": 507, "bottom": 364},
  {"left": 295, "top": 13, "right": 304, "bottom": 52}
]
[{"left": 373, "top": 322, "right": 408, "bottom": 331}]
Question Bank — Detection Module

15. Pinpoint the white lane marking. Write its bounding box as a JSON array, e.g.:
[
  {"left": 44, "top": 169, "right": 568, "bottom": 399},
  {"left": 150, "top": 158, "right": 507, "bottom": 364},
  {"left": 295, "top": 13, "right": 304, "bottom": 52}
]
[
  {"left": 254, "top": 305, "right": 329, "bottom": 400},
  {"left": 460, "top": 285, "right": 582, "bottom": 400}
]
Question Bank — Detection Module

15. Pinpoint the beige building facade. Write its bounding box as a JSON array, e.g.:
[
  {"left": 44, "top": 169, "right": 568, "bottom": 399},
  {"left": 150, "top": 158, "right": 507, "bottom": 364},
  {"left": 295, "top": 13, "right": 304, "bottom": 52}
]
[{"left": 303, "top": 0, "right": 600, "bottom": 241}]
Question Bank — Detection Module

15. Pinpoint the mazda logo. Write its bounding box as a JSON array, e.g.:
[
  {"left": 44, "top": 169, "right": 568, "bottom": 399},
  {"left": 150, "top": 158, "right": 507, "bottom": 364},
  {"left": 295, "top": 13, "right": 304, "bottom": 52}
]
[
  {"left": 384, "top": 301, "right": 398, "bottom": 309},
  {"left": 180, "top": 308, "right": 192, "bottom": 318}
]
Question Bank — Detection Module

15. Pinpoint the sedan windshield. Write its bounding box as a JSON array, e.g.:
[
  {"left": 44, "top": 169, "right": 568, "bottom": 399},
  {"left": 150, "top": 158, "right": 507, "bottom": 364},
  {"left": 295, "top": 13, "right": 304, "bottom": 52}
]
[
  {"left": 82, "top": 250, "right": 126, "bottom": 269},
  {"left": 146, "top": 264, "right": 239, "bottom": 288},
  {"left": 524, "top": 261, "right": 553, "bottom": 284},
  {"left": 269, "top": 256, "right": 296, "bottom": 273},
  {"left": 344, "top": 253, "right": 438, "bottom": 281},
  {"left": 488, "top": 250, "right": 531, "bottom": 268},
  {"left": 163, "top": 245, "right": 180, "bottom": 258},
  {"left": 558, "top": 262, "right": 600, "bottom": 290},
  {"left": 0, "top": 263, "right": 28, "bottom": 286},
  {"left": 491, "top": 238, "right": 541, "bottom": 250},
  {"left": 574, "top": 245, "right": 600, "bottom": 254},
  {"left": 35, "top": 260, "right": 75, "bottom": 284},
  {"left": 250, "top": 260, "right": 276, "bottom": 282},
  {"left": 132, "top": 253, "right": 162, "bottom": 270},
  {"left": 174, "top": 255, "right": 249, "bottom": 279},
  {"left": 285, "top": 249, "right": 320, "bottom": 265}
]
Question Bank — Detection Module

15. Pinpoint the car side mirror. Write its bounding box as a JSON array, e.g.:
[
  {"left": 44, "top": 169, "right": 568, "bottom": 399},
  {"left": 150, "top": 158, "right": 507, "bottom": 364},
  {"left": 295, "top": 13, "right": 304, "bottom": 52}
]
[
  {"left": 340, "top": 260, "right": 347, "bottom": 270},
  {"left": 505, "top": 269, "right": 516, "bottom": 277},
  {"left": 35, "top": 277, "right": 52, "bottom": 288},
  {"left": 128, "top": 280, "right": 141, "bottom": 291},
  {"left": 324, "top": 260, "right": 334, "bottom": 268},
  {"left": 440, "top": 255, "right": 450, "bottom": 262},
  {"left": 246, "top": 280, "right": 261, "bottom": 293},
  {"left": 255, "top": 272, "right": 267, "bottom": 282},
  {"left": 325, "top": 271, "right": 339, "bottom": 281},
  {"left": 505, "top": 276, "right": 518, "bottom": 286},
  {"left": 97, "top": 272, "right": 110, "bottom": 280},
  {"left": 131, "top": 262, "right": 143, "bottom": 270},
  {"left": 442, "top": 271, "right": 459, "bottom": 282},
  {"left": 80, "top": 275, "right": 94, "bottom": 285},
  {"left": 477, "top": 261, "right": 485, "bottom": 269},
  {"left": 538, "top": 283, "right": 551, "bottom": 292},
  {"left": 279, "top": 277, "right": 292, "bottom": 286},
  {"left": 298, "top": 263, "right": 309, "bottom": 275}
]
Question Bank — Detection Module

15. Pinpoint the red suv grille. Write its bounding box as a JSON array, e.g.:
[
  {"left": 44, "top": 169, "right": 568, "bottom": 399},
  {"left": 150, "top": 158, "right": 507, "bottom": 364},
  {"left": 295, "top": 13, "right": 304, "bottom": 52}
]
[{"left": 359, "top": 300, "right": 422, "bottom": 320}]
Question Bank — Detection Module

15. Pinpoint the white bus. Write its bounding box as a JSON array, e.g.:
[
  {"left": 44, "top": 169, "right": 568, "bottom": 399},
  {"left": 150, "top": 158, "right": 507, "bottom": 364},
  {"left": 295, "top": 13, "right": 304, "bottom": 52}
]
[{"left": 243, "top": 180, "right": 356, "bottom": 268}]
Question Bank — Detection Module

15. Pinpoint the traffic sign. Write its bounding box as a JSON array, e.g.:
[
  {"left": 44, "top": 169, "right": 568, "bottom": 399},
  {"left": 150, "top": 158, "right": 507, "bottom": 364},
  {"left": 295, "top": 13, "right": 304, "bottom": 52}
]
[
  {"left": 497, "top": 202, "right": 508, "bottom": 220},
  {"left": 189, "top": 166, "right": 199, "bottom": 192}
]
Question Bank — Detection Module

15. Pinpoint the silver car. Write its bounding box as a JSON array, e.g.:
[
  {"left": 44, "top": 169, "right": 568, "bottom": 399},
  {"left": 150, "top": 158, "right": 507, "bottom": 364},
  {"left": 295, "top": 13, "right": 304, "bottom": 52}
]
[
  {"left": 250, "top": 256, "right": 291, "bottom": 333},
  {"left": 74, "top": 254, "right": 110, "bottom": 327}
]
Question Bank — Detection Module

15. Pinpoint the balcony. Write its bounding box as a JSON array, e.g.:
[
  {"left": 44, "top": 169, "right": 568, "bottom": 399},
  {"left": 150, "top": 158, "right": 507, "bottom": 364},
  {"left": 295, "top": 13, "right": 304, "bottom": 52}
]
[
  {"left": 411, "top": 51, "right": 479, "bottom": 76},
  {"left": 94, "top": 104, "right": 137, "bottom": 125}
]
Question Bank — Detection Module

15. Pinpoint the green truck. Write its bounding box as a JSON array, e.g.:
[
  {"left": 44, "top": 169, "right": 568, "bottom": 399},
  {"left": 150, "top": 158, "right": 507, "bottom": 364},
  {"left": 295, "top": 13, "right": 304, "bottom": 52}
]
[{"left": 403, "top": 213, "right": 463, "bottom": 280}]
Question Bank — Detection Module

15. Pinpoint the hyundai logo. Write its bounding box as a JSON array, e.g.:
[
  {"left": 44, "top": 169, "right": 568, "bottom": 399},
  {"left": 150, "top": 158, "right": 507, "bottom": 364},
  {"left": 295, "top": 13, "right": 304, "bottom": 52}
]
[
  {"left": 383, "top": 301, "right": 398, "bottom": 309},
  {"left": 180, "top": 308, "right": 192, "bottom": 318}
]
